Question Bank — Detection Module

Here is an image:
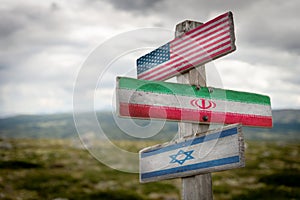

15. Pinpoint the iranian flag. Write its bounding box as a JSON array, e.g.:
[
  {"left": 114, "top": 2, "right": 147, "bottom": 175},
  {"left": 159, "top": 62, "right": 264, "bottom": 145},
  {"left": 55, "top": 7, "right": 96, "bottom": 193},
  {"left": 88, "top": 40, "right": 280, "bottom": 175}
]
[{"left": 116, "top": 77, "right": 272, "bottom": 128}]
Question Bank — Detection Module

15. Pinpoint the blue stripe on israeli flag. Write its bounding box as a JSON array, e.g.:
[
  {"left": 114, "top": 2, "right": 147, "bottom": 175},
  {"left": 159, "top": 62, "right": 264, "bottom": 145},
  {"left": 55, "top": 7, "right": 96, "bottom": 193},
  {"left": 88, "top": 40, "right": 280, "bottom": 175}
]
[
  {"left": 141, "top": 156, "right": 239, "bottom": 179},
  {"left": 141, "top": 127, "right": 238, "bottom": 158},
  {"left": 139, "top": 124, "right": 245, "bottom": 183}
]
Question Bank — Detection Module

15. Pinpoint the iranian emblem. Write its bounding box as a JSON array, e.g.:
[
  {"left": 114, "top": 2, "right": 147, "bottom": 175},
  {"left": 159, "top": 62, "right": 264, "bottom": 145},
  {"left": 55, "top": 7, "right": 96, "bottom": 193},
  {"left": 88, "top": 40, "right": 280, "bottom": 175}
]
[{"left": 190, "top": 98, "right": 216, "bottom": 109}]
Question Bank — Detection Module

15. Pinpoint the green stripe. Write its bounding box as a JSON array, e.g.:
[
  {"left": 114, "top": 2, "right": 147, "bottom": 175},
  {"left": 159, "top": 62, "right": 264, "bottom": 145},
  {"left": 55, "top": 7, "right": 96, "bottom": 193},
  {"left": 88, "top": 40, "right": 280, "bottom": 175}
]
[{"left": 117, "top": 77, "right": 271, "bottom": 105}]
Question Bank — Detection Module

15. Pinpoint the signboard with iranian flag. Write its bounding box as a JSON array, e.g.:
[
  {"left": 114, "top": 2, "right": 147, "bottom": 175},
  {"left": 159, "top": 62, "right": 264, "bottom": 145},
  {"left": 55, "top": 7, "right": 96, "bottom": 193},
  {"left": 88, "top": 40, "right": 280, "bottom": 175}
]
[{"left": 116, "top": 77, "right": 272, "bottom": 128}]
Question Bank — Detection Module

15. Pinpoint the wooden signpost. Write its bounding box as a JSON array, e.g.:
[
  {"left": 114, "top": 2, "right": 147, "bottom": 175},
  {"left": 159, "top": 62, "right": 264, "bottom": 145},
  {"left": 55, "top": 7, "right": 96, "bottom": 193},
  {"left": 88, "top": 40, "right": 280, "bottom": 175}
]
[
  {"left": 140, "top": 124, "right": 245, "bottom": 183},
  {"left": 175, "top": 21, "right": 213, "bottom": 199},
  {"left": 115, "top": 11, "right": 272, "bottom": 200},
  {"left": 116, "top": 76, "right": 272, "bottom": 128}
]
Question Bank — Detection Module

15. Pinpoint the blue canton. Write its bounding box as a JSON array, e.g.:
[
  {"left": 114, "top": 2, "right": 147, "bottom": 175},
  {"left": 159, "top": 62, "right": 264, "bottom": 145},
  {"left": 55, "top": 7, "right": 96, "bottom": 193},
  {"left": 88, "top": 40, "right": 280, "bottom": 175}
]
[
  {"left": 169, "top": 149, "right": 195, "bottom": 165},
  {"left": 137, "top": 43, "right": 170, "bottom": 75}
]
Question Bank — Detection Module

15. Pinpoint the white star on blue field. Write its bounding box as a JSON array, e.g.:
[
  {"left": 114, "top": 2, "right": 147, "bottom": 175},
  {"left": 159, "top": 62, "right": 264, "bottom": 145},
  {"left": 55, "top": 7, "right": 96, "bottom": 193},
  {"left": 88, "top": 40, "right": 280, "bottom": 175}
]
[
  {"left": 169, "top": 149, "right": 195, "bottom": 165},
  {"left": 137, "top": 43, "right": 170, "bottom": 75}
]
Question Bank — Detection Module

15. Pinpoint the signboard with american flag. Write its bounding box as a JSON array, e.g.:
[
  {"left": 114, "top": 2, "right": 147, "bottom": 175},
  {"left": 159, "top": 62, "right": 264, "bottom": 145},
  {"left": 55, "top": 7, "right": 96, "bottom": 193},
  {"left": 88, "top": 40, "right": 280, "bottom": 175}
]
[{"left": 137, "top": 12, "right": 236, "bottom": 81}]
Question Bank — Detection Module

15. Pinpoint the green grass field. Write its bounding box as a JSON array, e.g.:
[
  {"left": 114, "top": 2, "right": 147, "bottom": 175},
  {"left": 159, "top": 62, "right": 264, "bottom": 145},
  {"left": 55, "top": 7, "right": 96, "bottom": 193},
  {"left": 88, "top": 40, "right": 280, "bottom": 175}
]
[{"left": 0, "top": 138, "right": 299, "bottom": 200}]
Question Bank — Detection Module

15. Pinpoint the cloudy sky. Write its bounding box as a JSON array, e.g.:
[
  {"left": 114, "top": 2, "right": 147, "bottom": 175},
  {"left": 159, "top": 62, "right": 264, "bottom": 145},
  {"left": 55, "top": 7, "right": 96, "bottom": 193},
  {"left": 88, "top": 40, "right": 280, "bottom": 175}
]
[{"left": 1, "top": 0, "right": 300, "bottom": 117}]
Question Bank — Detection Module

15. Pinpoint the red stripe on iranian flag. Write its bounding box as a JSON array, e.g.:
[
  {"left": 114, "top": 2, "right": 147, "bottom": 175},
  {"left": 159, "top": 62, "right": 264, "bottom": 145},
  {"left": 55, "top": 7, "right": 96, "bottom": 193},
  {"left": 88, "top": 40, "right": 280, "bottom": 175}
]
[
  {"left": 117, "top": 89, "right": 271, "bottom": 116},
  {"left": 119, "top": 103, "right": 272, "bottom": 128}
]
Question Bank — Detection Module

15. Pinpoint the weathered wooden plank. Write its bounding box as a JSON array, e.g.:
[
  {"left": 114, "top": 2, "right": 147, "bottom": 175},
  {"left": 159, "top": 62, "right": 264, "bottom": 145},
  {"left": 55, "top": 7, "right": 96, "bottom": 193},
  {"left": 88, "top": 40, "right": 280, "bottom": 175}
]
[
  {"left": 175, "top": 20, "right": 213, "bottom": 200},
  {"left": 139, "top": 124, "right": 245, "bottom": 183},
  {"left": 182, "top": 174, "right": 212, "bottom": 200},
  {"left": 116, "top": 76, "right": 272, "bottom": 128},
  {"left": 136, "top": 12, "right": 236, "bottom": 81}
]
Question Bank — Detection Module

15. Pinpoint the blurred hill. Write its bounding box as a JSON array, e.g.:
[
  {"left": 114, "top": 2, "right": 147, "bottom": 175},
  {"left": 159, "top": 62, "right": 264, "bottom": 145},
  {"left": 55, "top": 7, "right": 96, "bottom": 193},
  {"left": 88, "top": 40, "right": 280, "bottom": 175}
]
[
  {"left": 0, "top": 112, "right": 177, "bottom": 141},
  {"left": 244, "top": 109, "right": 300, "bottom": 141},
  {"left": 0, "top": 109, "right": 299, "bottom": 141}
]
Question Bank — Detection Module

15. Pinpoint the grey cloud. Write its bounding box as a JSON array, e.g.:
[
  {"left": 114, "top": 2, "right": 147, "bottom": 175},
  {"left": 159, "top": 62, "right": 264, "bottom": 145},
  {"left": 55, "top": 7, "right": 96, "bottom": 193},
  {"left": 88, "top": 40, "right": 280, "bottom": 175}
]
[
  {"left": 240, "top": 19, "right": 300, "bottom": 54},
  {"left": 236, "top": 1, "right": 300, "bottom": 54},
  {"left": 50, "top": 2, "right": 60, "bottom": 11},
  {"left": 0, "top": 12, "right": 24, "bottom": 38},
  {"left": 0, "top": 3, "right": 62, "bottom": 36},
  {"left": 147, "top": 0, "right": 300, "bottom": 54},
  {"left": 1, "top": 0, "right": 300, "bottom": 116},
  {"left": 0, "top": 2, "right": 87, "bottom": 83},
  {"left": 0, "top": 2, "right": 74, "bottom": 49},
  {"left": 105, "top": 0, "right": 162, "bottom": 13},
  {"left": 49, "top": 0, "right": 300, "bottom": 57}
]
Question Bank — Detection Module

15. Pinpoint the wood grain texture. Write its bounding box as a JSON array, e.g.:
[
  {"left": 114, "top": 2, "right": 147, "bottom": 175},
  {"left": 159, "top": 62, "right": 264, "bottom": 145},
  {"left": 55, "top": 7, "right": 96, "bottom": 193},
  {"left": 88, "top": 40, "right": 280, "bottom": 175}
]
[
  {"left": 176, "top": 20, "right": 211, "bottom": 200},
  {"left": 182, "top": 174, "right": 212, "bottom": 200},
  {"left": 139, "top": 124, "right": 245, "bottom": 183}
]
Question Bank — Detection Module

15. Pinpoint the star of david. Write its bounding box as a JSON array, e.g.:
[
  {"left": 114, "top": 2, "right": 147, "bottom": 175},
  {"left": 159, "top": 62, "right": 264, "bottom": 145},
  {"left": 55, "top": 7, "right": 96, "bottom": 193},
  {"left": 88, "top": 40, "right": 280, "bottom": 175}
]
[{"left": 169, "top": 149, "right": 195, "bottom": 165}]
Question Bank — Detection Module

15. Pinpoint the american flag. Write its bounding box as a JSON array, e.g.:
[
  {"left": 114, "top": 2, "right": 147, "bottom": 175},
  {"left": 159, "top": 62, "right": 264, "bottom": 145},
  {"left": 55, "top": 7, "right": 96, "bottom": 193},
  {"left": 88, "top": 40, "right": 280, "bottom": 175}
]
[{"left": 137, "top": 12, "right": 236, "bottom": 81}]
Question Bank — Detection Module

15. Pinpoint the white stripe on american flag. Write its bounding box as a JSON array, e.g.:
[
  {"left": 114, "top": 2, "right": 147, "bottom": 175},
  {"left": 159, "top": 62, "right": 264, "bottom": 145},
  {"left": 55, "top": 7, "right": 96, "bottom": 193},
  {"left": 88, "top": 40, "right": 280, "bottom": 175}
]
[
  {"left": 171, "top": 13, "right": 229, "bottom": 47},
  {"left": 140, "top": 39, "right": 231, "bottom": 81},
  {"left": 170, "top": 27, "right": 230, "bottom": 59},
  {"left": 155, "top": 40, "right": 232, "bottom": 81},
  {"left": 171, "top": 19, "right": 230, "bottom": 52},
  {"left": 138, "top": 15, "right": 233, "bottom": 80},
  {"left": 138, "top": 18, "right": 230, "bottom": 78},
  {"left": 171, "top": 25, "right": 230, "bottom": 56},
  {"left": 138, "top": 36, "right": 231, "bottom": 80}
]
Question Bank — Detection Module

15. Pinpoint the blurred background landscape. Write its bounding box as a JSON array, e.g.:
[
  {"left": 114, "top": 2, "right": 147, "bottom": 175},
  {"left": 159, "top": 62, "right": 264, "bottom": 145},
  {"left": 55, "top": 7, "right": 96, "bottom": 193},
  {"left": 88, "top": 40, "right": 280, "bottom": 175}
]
[
  {"left": 0, "top": 109, "right": 299, "bottom": 199},
  {"left": 1, "top": 109, "right": 299, "bottom": 141}
]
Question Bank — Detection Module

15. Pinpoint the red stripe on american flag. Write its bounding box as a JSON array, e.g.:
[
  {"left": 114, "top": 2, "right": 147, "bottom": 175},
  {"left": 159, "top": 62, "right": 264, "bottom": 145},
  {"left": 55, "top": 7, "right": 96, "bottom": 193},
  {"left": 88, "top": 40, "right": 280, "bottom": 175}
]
[
  {"left": 119, "top": 103, "right": 273, "bottom": 127},
  {"left": 171, "top": 25, "right": 230, "bottom": 53},
  {"left": 138, "top": 38, "right": 231, "bottom": 80},
  {"left": 172, "top": 21, "right": 230, "bottom": 51},
  {"left": 137, "top": 11, "right": 235, "bottom": 81},
  {"left": 172, "top": 12, "right": 230, "bottom": 44},
  {"left": 176, "top": 40, "right": 232, "bottom": 66},
  {"left": 146, "top": 41, "right": 232, "bottom": 81},
  {"left": 170, "top": 34, "right": 231, "bottom": 60},
  {"left": 153, "top": 45, "right": 232, "bottom": 81}
]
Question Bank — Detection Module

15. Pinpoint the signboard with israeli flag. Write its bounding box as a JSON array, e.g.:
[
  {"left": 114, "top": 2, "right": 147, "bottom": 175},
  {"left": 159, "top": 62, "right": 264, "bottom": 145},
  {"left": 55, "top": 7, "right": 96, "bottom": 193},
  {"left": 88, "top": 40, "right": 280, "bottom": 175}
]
[{"left": 140, "top": 124, "right": 244, "bottom": 183}]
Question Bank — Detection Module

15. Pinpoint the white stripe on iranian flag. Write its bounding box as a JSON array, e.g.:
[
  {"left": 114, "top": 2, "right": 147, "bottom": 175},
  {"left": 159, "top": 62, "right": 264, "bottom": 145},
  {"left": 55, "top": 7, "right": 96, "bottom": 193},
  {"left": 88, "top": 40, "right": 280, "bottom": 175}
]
[{"left": 118, "top": 89, "right": 271, "bottom": 117}]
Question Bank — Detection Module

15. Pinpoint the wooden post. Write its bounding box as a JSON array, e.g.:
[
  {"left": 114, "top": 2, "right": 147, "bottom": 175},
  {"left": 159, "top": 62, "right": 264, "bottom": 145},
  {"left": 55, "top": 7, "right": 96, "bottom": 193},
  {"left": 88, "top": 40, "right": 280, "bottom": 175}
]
[{"left": 175, "top": 20, "right": 213, "bottom": 200}]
